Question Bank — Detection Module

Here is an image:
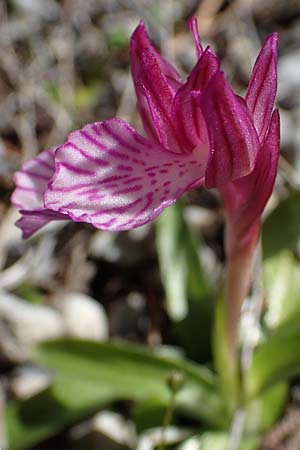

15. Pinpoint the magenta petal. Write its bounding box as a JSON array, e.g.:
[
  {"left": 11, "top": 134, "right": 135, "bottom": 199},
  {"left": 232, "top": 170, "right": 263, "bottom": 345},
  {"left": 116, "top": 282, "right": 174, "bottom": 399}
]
[
  {"left": 172, "top": 47, "right": 220, "bottom": 151},
  {"left": 187, "top": 16, "right": 203, "bottom": 59},
  {"left": 201, "top": 72, "right": 260, "bottom": 188},
  {"left": 130, "top": 22, "right": 182, "bottom": 151},
  {"left": 245, "top": 33, "right": 278, "bottom": 141},
  {"left": 45, "top": 119, "right": 206, "bottom": 230},
  {"left": 130, "top": 22, "right": 182, "bottom": 93},
  {"left": 138, "top": 49, "right": 183, "bottom": 153},
  {"left": 222, "top": 109, "right": 280, "bottom": 251},
  {"left": 16, "top": 210, "right": 66, "bottom": 238}
]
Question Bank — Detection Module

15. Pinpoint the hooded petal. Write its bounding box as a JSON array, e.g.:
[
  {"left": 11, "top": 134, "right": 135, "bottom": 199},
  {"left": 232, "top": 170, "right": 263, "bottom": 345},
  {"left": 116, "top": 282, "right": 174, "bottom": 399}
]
[
  {"left": 172, "top": 47, "right": 220, "bottom": 151},
  {"left": 187, "top": 16, "right": 203, "bottom": 59},
  {"left": 45, "top": 119, "right": 206, "bottom": 231},
  {"left": 130, "top": 22, "right": 183, "bottom": 152},
  {"left": 137, "top": 49, "right": 183, "bottom": 153},
  {"left": 11, "top": 148, "right": 67, "bottom": 238},
  {"left": 245, "top": 33, "right": 278, "bottom": 141},
  {"left": 222, "top": 109, "right": 280, "bottom": 254},
  {"left": 130, "top": 22, "right": 182, "bottom": 93},
  {"left": 200, "top": 72, "right": 260, "bottom": 188}
]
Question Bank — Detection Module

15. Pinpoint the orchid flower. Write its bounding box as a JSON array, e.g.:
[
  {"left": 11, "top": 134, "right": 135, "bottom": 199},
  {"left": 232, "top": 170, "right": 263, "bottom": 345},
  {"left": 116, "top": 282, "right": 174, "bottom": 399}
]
[
  {"left": 12, "top": 17, "right": 263, "bottom": 238},
  {"left": 220, "top": 34, "right": 279, "bottom": 353}
]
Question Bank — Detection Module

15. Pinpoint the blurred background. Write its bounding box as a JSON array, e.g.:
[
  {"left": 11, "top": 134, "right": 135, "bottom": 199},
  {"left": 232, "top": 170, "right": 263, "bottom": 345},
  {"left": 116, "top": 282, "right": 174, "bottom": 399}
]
[{"left": 0, "top": 0, "right": 300, "bottom": 449}]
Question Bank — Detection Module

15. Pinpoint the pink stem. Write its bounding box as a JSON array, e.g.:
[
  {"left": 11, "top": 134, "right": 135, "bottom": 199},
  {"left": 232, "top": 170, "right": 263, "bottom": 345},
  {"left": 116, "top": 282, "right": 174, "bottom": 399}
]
[{"left": 223, "top": 220, "right": 260, "bottom": 357}]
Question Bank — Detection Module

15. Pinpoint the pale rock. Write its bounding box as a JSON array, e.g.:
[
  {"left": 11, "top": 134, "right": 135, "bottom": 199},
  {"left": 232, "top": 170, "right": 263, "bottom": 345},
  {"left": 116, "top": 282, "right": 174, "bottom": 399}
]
[
  {"left": 10, "top": 365, "right": 51, "bottom": 399},
  {"left": 279, "top": 108, "right": 295, "bottom": 149},
  {"left": 59, "top": 293, "right": 108, "bottom": 340},
  {"left": 92, "top": 411, "right": 136, "bottom": 446},
  {"left": 137, "top": 426, "right": 190, "bottom": 450},
  {"left": 70, "top": 410, "right": 136, "bottom": 450},
  {"left": 0, "top": 291, "right": 64, "bottom": 363},
  {"left": 13, "top": 0, "right": 60, "bottom": 19},
  {"left": 89, "top": 231, "right": 121, "bottom": 262},
  {"left": 278, "top": 50, "right": 300, "bottom": 99},
  {"left": 177, "top": 437, "right": 200, "bottom": 450}
]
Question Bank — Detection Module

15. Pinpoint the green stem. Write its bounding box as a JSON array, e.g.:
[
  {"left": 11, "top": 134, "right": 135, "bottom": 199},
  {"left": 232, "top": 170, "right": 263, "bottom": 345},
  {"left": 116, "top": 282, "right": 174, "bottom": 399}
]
[
  {"left": 158, "top": 391, "right": 176, "bottom": 450},
  {"left": 213, "top": 230, "right": 259, "bottom": 418}
]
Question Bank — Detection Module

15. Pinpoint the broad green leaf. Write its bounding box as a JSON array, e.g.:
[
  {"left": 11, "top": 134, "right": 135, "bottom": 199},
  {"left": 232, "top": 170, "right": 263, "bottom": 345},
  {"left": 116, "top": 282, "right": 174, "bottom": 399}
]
[
  {"left": 33, "top": 339, "right": 221, "bottom": 422},
  {"left": 7, "top": 339, "right": 223, "bottom": 450},
  {"left": 177, "top": 432, "right": 260, "bottom": 450},
  {"left": 262, "top": 191, "right": 300, "bottom": 259},
  {"left": 263, "top": 250, "right": 300, "bottom": 330},
  {"left": 245, "top": 327, "right": 300, "bottom": 397},
  {"left": 156, "top": 200, "right": 214, "bottom": 361}
]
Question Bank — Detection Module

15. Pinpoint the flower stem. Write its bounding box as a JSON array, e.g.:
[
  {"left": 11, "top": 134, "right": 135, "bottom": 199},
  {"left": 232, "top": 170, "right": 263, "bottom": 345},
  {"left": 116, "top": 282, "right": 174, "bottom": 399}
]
[
  {"left": 223, "top": 245, "right": 256, "bottom": 357},
  {"left": 222, "top": 218, "right": 260, "bottom": 359},
  {"left": 158, "top": 390, "right": 176, "bottom": 450},
  {"left": 214, "top": 226, "right": 260, "bottom": 417},
  {"left": 159, "top": 371, "right": 184, "bottom": 450}
]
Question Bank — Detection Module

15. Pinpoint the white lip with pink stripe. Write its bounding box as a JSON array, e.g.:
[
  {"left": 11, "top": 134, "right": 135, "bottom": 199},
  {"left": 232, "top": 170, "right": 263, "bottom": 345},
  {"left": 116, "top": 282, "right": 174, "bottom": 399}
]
[
  {"left": 44, "top": 118, "right": 208, "bottom": 230},
  {"left": 11, "top": 148, "right": 68, "bottom": 237},
  {"left": 12, "top": 147, "right": 56, "bottom": 210}
]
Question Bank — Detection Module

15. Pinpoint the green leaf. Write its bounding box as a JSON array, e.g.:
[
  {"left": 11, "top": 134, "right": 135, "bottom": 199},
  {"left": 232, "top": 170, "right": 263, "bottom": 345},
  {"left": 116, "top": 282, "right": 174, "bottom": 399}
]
[
  {"left": 245, "top": 327, "right": 300, "bottom": 397},
  {"left": 262, "top": 191, "right": 300, "bottom": 259},
  {"left": 156, "top": 200, "right": 214, "bottom": 361},
  {"left": 177, "top": 384, "right": 285, "bottom": 450},
  {"left": 6, "top": 385, "right": 112, "bottom": 450},
  {"left": 13, "top": 282, "right": 43, "bottom": 304},
  {"left": 33, "top": 339, "right": 221, "bottom": 422},
  {"left": 7, "top": 339, "right": 223, "bottom": 450},
  {"left": 263, "top": 250, "right": 300, "bottom": 330},
  {"left": 244, "top": 382, "right": 287, "bottom": 434},
  {"left": 177, "top": 432, "right": 260, "bottom": 450},
  {"left": 133, "top": 400, "right": 166, "bottom": 433}
]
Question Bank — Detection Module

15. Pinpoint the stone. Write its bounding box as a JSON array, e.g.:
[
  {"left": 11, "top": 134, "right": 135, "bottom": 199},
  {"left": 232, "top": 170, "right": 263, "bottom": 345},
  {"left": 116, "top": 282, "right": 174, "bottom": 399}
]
[
  {"left": 59, "top": 292, "right": 108, "bottom": 340},
  {"left": 0, "top": 291, "right": 64, "bottom": 363}
]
